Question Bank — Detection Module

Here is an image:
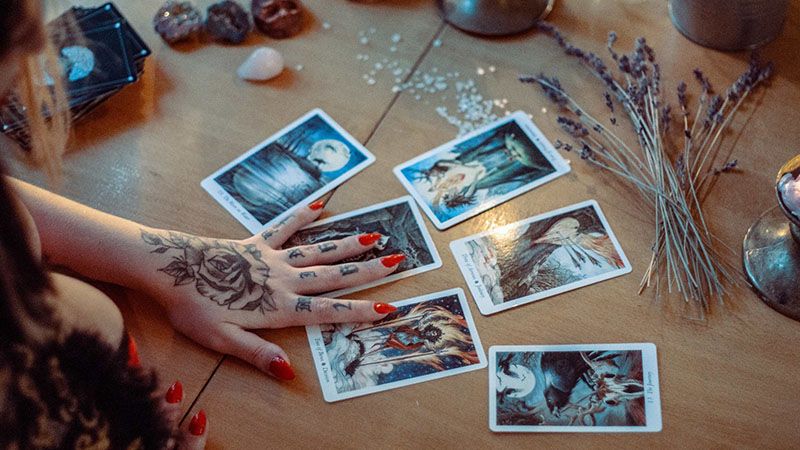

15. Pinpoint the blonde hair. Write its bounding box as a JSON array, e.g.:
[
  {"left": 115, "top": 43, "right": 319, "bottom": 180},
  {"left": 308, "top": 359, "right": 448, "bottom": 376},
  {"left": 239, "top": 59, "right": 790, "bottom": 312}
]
[{"left": 14, "top": 20, "right": 71, "bottom": 181}]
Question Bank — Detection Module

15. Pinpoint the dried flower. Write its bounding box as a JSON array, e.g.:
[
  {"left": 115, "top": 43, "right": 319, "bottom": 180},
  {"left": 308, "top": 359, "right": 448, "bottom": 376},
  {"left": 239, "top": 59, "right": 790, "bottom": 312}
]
[
  {"left": 524, "top": 22, "right": 774, "bottom": 311},
  {"left": 557, "top": 116, "right": 589, "bottom": 137}
]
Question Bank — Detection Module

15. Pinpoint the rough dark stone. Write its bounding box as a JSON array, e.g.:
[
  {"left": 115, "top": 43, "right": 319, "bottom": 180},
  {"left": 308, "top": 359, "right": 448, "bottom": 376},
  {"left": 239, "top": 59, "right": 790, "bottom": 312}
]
[
  {"left": 206, "top": 1, "right": 251, "bottom": 44},
  {"left": 251, "top": 0, "right": 303, "bottom": 39}
]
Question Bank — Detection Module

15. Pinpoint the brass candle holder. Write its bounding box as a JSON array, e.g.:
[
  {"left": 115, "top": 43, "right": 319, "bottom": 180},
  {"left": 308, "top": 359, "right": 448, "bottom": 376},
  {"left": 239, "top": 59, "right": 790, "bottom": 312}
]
[{"left": 743, "top": 155, "right": 800, "bottom": 321}]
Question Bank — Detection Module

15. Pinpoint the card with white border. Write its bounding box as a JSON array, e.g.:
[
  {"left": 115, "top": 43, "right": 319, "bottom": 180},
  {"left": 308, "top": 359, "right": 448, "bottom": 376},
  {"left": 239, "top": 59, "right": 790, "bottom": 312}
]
[
  {"left": 393, "top": 111, "right": 570, "bottom": 230},
  {"left": 202, "top": 109, "right": 375, "bottom": 233},
  {"left": 450, "top": 200, "right": 632, "bottom": 315},
  {"left": 489, "top": 343, "right": 662, "bottom": 432},
  {"left": 306, "top": 288, "right": 486, "bottom": 402},
  {"left": 283, "top": 196, "right": 442, "bottom": 297}
]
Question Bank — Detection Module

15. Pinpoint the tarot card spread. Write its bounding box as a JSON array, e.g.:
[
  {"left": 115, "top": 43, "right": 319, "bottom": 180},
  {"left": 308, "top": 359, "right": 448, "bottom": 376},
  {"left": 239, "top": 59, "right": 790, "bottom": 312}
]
[
  {"left": 394, "top": 111, "right": 570, "bottom": 230},
  {"left": 202, "top": 109, "right": 376, "bottom": 233},
  {"left": 450, "top": 200, "right": 631, "bottom": 316},
  {"left": 283, "top": 196, "right": 442, "bottom": 297},
  {"left": 489, "top": 344, "right": 662, "bottom": 432},
  {"left": 306, "top": 289, "right": 486, "bottom": 402}
]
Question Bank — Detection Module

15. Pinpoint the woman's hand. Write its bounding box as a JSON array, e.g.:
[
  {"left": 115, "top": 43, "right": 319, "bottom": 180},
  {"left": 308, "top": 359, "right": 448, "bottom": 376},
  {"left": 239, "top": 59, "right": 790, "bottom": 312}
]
[
  {"left": 142, "top": 201, "right": 403, "bottom": 379},
  {"left": 161, "top": 381, "right": 208, "bottom": 450}
]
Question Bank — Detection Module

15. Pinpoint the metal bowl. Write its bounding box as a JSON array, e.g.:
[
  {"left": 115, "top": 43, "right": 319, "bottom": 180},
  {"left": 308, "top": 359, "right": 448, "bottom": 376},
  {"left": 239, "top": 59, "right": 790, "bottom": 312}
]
[{"left": 436, "top": 0, "right": 555, "bottom": 36}]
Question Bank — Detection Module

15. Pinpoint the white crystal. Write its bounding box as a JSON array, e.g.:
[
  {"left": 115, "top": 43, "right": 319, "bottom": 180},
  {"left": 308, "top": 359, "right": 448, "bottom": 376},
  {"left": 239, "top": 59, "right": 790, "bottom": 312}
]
[
  {"left": 391, "top": 33, "right": 401, "bottom": 43},
  {"left": 237, "top": 47, "right": 284, "bottom": 81},
  {"left": 322, "top": 21, "right": 331, "bottom": 29},
  {"left": 360, "top": 36, "right": 369, "bottom": 45},
  {"left": 295, "top": 64, "right": 304, "bottom": 71},
  {"left": 476, "top": 67, "right": 485, "bottom": 75},
  {"left": 432, "top": 39, "right": 442, "bottom": 47}
]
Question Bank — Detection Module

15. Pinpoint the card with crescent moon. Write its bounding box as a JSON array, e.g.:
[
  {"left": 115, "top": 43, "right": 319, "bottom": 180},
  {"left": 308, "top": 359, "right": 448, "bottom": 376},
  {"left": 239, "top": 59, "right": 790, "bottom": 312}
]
[
  {"left": 202, "top": 109, "right": 376, "bottom": 233},
  {"left": 394, "top": 111, "right": 571, "bottom": 230},
  {"left": 450, "top": 200, "right": 632, "bottom": 315},
  {"left": 283, "top": 196, "right": 442, "bottom": 297},
  {"left": 489, "top": 344, "right": 662, "bottom": 432},
  {"left": 306, "top": 288, "right": 486, "bottom": 402}
]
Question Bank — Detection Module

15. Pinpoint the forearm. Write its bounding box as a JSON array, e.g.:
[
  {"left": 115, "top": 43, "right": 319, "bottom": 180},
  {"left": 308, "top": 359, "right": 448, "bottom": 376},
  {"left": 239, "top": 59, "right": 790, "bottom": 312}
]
[{"left": 9, "top": 177, "right": 171, "bottom": 295}]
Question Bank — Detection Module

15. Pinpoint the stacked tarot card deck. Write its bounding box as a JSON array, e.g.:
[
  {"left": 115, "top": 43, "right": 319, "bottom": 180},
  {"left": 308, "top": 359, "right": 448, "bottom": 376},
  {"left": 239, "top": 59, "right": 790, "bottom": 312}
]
[{"left": 0, "top": 3, "right": 150, "bottom": 149}]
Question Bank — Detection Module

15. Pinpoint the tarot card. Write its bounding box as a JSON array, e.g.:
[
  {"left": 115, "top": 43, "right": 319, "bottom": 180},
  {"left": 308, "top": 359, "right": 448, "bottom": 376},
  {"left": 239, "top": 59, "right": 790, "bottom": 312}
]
[
  {"left": 450, "top": 200, "right": 631, "bottom": 315},
  {"left": 202, "top": 109, "right": 376, "bottom": 233},
  {"left": 283, "top": 196, "right": 442, "bottom": 297},
  {"left": 51, "top": 22, "right": 138, "bottom": 98},
  {"left": 489, "top": 343, "right": 662, "bottom": 432},
  {"left": 306, "top": 288, "right": 486, "bottom": 402},
  {"left": 394, "top": 111, "right": 570, "bottom": 230},
  {"left": 75, "top": 3, "right": 152, "bottom": 62}
]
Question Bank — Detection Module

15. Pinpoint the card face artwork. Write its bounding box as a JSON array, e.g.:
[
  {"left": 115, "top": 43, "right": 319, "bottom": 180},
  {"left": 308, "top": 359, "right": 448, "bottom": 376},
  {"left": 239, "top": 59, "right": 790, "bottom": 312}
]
[
  {"left": 283, "top": 196, "right": 442, "bottom": 297},
  {"left": 394, "top": 111, "right": 570, "bottom": 230},
  {"left": 202, "top": 109, "right": 376, "bottom": 233},
  {"left": 450, "top": 200, "right": 631, "bottom": 315},
  {"left": 489, "top": 344, "right": 662, "bottom": 432},
  {"left": 306, "top": 288, "right": 486, "bottom": 402}
]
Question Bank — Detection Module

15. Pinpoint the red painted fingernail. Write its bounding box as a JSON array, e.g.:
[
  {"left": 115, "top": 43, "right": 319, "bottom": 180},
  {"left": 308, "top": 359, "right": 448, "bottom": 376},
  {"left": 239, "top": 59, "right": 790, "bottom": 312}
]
[
  {"left": 380, "top": 253, "right": 405, "bottom": 267},
  {"left": 373, "top": 303, "right": 397, "bottom": 314},
  {"left": 358, "top": 233, "right": 382, "bottom": 246},
  {"left": 309, "top": 199, "right": 325, "bottom": 210},
  {"left": 165, "top": 380, "right": 183, "bottom": 404},
  {"left": 127, "top": 333, "right": 140, "bottom": 368},
  {"left": 189, "top": 410, "right": 206, "bottom": 436},
  {"left": 269, "top": 356, "right": 296, "bottom": 381}
]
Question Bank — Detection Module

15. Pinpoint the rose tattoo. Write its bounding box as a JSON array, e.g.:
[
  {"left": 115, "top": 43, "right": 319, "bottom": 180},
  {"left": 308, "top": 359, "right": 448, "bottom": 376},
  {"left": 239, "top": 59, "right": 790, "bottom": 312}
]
[{"left": 142, "top": 230, "right": 277, "bottom": 313}]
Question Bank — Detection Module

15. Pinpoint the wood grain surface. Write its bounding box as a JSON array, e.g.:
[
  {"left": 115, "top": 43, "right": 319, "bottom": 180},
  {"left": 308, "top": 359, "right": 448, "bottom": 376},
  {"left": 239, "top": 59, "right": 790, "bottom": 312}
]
[{"left": 6, "top": 0, "right": 800, "bottom": 448}]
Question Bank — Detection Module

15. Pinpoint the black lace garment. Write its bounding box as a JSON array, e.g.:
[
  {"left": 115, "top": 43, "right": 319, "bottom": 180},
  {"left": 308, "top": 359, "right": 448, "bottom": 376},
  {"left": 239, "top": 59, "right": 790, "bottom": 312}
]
[{"left": 1, "top": 331, "right": 173, "bottom": 449}]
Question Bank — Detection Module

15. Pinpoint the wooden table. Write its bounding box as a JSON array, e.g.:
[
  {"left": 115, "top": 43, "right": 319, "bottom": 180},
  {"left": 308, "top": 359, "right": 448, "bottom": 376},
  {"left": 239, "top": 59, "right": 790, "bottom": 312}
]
[{"left": 8, "top": 0, "right": 800, "bottom": 447}]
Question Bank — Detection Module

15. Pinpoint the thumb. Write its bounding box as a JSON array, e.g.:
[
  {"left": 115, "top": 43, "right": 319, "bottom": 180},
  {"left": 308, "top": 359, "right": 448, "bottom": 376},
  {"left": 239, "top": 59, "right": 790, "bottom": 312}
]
[{"left": 217, "top": 323, "right": 296, "bottom": 381}]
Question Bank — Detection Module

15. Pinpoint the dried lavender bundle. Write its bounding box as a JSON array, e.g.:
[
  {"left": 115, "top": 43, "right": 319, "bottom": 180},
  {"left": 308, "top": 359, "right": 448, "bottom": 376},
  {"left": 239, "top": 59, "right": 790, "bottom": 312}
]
[{"left": 521, "top": 23, "right": 773, "bottom": 312}]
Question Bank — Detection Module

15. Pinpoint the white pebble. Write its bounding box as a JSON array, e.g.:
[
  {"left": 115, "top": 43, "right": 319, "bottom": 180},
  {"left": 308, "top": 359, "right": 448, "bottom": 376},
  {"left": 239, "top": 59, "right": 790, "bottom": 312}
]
[
  {"left": 476, "top": 67, "right": 485, "bottom": 76},
  {"left": 392, "top": 85, "right": 401, "bottom": 93},
  {"left": 367, "top": 78, "right": 376, "bottom": 85},
  {"left": 489, "top": 65, "right": 496, "bottom": 72},
  {"left": 391, "top": 33, "right": 402, "bottom": 43},
  {"left": 360, "top": 36, "right": 369, "bottom": 45},
  {"left": 322, "top": 21, "right": 331, "bottom": 30},
  {"left": 237, "top": 47, "right": 284, "bottom": 81},
  {"left": 432, "top": 39, "right": 442, "bottom": 47},
  {"left": 389, "top": 46, "right": 397, "bottom": 52},
  {"left": 295, "top": 64, "right": 304, "bottom": 71}
]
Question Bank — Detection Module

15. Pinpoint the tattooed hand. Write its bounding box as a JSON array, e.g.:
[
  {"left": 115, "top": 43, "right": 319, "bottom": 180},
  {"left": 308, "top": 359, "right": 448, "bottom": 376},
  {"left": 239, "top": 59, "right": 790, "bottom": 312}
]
[{"left": 141, "top": 201, "right": 403, "bottom": 380}]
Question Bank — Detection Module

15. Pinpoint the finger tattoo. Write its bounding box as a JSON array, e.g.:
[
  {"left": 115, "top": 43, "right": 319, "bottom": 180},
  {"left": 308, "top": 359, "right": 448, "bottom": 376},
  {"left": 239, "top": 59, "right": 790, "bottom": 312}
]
[
  {"left": 295, "top": 297, "right": 312, "bottom": 312},
  {"left": 318, "top": 242, "right": 337, "bottom": 253},
  {"left": 340, "top": 265, "right": 359, "bottom": 276},
  {"left": 332, "top": 302, "right": 352, "bottom": 311},
  {"left": 299, "top": 271, "right": 317, "bottom": 279},
  {"left": 288, "top": 248, "right": 305, "bottom": 259}
]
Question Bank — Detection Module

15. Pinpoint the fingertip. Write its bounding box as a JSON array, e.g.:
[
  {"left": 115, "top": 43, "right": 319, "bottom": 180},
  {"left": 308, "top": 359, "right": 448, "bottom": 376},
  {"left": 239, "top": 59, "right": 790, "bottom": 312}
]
[
  {"left": 380, "top": 253, "right": 405, "bottom": 268},
  {"left": 309, "top": 199, "right": 326, "bottom": 211},
  {"left": 189, "top": 409, "right": 207, "bottom": 436},
  {"left": 373, "top": 302, "right": 397, "bottom": 314},
  {"left": 165, "top": 380, "right": 183, "bottom": 404},
  {"left": 358, "top": 233, "right": 382, "bottom": 246},
  {"left": 268, "top": 356, "right": 296, "bottom": 381}
]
